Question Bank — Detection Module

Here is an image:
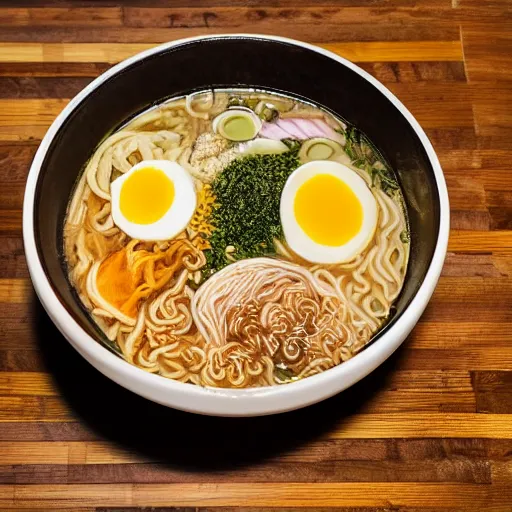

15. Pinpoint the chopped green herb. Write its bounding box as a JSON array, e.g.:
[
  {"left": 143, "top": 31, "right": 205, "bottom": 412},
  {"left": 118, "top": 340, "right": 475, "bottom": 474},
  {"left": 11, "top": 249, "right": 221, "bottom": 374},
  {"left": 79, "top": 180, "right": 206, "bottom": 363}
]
[
  {"left": 342, "top": 126, "right": 400, "bottom": 197},
  {"left": 204, "top": 149, "right": 301, "bottom": 276},
  {"left": 274, "top": 366, "right": 296, "bottom": 383},
  {"left": 400, "top": 230, "right": 410, "bottom": 244},
  {"left": 281, "top": 138, "right": 302, "bottom": 152},
  {"left": 352, "top": 158, "right": 366, "bottom": 169},
  {"left": 227, "top": 96, "right": 254, "bottom": 109},
  {"left": 257, "top": 103, "right": 279, "bottom": 122}
]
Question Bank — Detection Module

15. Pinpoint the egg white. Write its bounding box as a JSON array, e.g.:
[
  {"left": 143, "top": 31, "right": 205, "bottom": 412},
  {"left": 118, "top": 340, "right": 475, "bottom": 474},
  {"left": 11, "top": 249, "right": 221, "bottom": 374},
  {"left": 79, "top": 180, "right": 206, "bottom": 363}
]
[
  {"left": 280, "top": 160, "right": 378, "bottom": 264},
  {"left": 110, "top": 160, "right": 197, "bottom": 241}
]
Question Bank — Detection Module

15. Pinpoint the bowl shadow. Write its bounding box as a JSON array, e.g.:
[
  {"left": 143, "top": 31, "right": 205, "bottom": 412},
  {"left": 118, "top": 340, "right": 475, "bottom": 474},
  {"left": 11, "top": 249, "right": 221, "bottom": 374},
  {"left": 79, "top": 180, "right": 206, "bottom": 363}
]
[{"left": 33, "top": 293, "right": 406, "bottom": 472}]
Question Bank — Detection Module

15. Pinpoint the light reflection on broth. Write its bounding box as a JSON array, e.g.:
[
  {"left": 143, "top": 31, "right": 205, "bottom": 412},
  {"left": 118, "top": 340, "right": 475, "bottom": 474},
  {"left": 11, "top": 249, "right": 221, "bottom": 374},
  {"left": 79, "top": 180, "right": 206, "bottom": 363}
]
[{"left": 64, "top": 89, "right": 410, "bottom": 388}]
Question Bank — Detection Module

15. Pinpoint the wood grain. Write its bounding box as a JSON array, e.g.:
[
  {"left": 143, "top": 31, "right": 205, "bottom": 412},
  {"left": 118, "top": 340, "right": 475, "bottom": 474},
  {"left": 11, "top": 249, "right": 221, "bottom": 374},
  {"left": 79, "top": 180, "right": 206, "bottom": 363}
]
[
  {"left": 1, "top": 482, "right": 511, "bottom": 508},
  {"left": 0, "top": 1, "right": 511, "bottom": 510},
  {"left": 0, "top": 41, "right": 463, "bottom": 63}
]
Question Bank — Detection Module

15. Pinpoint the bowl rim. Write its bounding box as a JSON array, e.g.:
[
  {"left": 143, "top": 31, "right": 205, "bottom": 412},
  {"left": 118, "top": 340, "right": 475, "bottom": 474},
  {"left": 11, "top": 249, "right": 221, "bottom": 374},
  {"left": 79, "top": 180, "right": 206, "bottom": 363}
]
[{"left": 23, "top": 34, "right": 450, "bottom": 417}]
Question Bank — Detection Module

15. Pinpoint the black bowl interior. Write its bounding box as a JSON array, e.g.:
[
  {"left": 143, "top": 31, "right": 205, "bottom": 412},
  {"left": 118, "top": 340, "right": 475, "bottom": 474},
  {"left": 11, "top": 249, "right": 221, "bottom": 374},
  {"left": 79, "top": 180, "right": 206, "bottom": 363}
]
[{"left": 33, "top": 36, "right": 440, "bottom": 357}]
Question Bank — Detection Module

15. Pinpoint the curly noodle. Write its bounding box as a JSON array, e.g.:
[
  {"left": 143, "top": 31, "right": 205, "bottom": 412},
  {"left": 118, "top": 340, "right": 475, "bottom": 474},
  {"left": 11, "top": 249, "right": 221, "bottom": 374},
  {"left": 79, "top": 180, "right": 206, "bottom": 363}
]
[{"left": 64, "top": 90, "right": 409, "bottom": 389}]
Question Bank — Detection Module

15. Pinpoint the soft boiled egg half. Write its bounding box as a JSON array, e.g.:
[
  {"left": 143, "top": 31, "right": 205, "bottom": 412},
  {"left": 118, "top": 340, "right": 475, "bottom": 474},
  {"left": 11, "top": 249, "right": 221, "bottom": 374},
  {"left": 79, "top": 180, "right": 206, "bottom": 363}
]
[
  {"left": 110, "top": 160, "right": 196, "bottom": 241},
  {"left": 280, "top": 160, "right": 378, "bottom": 264}
]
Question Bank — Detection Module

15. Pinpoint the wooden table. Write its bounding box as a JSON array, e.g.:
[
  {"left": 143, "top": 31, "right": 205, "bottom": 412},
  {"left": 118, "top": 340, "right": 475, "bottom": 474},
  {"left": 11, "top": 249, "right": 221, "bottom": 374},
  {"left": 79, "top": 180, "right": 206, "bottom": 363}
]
[{"left": 1, "top": 1, "right": 512, "bottom": 510}]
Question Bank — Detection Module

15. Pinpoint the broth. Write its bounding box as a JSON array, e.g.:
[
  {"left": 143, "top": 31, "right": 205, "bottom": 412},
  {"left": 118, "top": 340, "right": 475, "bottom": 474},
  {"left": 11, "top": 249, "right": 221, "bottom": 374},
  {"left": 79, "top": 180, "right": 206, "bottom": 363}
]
[{"left": 64, "top": 89, "right": 409, "bottom": 388}]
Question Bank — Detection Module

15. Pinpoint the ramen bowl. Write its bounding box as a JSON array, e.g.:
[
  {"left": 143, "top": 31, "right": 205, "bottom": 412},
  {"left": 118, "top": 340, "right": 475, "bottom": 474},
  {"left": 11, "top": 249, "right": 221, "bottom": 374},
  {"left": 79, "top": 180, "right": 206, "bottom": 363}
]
[{"left": 23, "top": 35, "right": 449, "bottom": 416}]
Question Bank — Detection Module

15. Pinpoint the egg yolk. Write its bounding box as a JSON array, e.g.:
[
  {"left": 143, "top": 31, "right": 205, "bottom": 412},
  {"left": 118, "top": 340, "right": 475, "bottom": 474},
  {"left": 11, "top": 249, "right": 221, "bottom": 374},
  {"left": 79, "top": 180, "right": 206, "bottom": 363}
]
[
  {"left": 294, "top": 173, "right": 363, "bottom": 246},
  {"left": 119, "top": 167, "right": 175, "bottom": 225}
]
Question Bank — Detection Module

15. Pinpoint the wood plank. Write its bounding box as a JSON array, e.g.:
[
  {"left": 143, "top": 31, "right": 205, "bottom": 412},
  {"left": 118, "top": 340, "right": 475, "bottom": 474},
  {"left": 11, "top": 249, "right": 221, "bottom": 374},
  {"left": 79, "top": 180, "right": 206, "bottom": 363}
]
[
  {"left": 445, "top": 174, "right": 487, "bottom": 210},
  {"left": 120, "top": 6, "right": 458, "bottom": 29},
  {"left": 1, "top": 443, "right": 486, "bottom": 485},
  {"left": 0, "top": 438, "right": 494, "bottom": 465},
  {"left": 323, "top": 41, "right": 463, "bottom": 62},
  {"left": 0, "top": 7, "right": 122, "bottom": 27},
  {"left": 450, "top": 209, "right": 498, "bottom": 231},
  {"left": 440, "top": 149, "right": 512, "bottom": 171},
  {"left": 0, "top": 373, "right": 56, "bottom": 396},
  {"left": 449, "top": 211, "right": 490, "bottom": 231},
  {"left": 0, "top": 125, "right": 48, "bottom": 141},
  {"left": 0, "top": 41, "right": 463, "bottom": 64},
  {"left": 448, "top": 231, "right": 512, "bottom": 253},
  {"left": 0, "top": 7, "right": 123, "bottom": 27},
  {"left": 426, "top": 127, "right": 478, "bottom": 150},
  {"left": 0, "top": 62, "right": 111, "bottom": 77},
  {"left": 361, "top": 61, "right": 467, "bottom": 83},
  {"left": 1, "top": 509, "right": 93, "bottom": 512},
  {"left": 382, "top": 370, "right": 472, "bottom": 389},
  {"left": 458, "top": 0, "right": 511, "bottom": 10},
  {"left": 491, "top": 461, "right": 512, "bottom": 486},
  {"left": 0, "top": 459, "right": 491, "bottom": 484},
  {"left": 0, "top": 422, "right": 96, "bottom": 442},
  {"left": 0, "top": 77, "right": 92, "bottom": 98},
  {"left": 471, "top": 85, "right": 512, "bottom": 152},
  {"left": 433, "top": 277, "right": 512, "bottom": 303},
  {"left": 408, "top": 322, "right": 512, "bottom": 348},
  {"left": 0, "top": 0, "right": 458, "bottom": 6},
  {"left": 489, "top": 253, "right": 512, "bottom": 276},
  {"left": 445, "top": 171, "right": 512, "bottom": 193},
  {"left": 0, "top": 183, "right": 24, "bottom": 209},
  {"left": 0, "top": 397, "right": 72, "bottom": 422},
  {"left": 99, "top": 509, "right": 495, "bottom": 512},
  {"left": 475, "top": 127, "right": 512, "bottom": 152},
  {"left": 472, "top": 371, "right": 512, "bottom": 413},
  {"left": 0, "top": 98, "right": 68, "bottom": 126},
  {"left": 442, "top": 253, "right": 508, "bottom": 277},
  {"left": 0, "top": 211, "right": 22, "bottom": 233},
  {"left": 119, "top": 6, "right": 460, "bottom": 42},
  {"left": 461, "top": 23, "right": 512, "bottom": 81},
  {"left": 0, "top": 279, "right": 32, "bottom": 304},
  {"left": 0, "top": 25, "right": 461, "bottom": 44},
  {"left": 0, "top": 441, "right": 148, "bottom": 465},
  {"left": 0, "top": 237, "right": 27, "bottom": 279},
  {"left": 0, "top": 143, "right": 36, "bottom": 181},
  {"left": 448, "top": 209, "right": 490, "bottom": 231},
  {"left": 489, "top": 208, "right": 512, "bottom": 231},
  {"left": 487, "top": 192, "right": 512, "bottom": 213},
  {"left": 386, "top": 83, "right": 474, "bottom": 128},
  {"left": 350, "top": 389, "right": 476, "bottom": 413},
  {"left": 0, "top": 350, "right": 45, "bottom": 372},
  {"left": 327, "top": 414, "right": 512, "bottom": 439},
  {"left": 393, "top": 348, "right": 512, "bottom": 371},
  {"left": 0, "top": 482, "right": 508, "bottom": 508},
  {"left": 0, "top": 429, "right": 498, "bottom": 469},
  {"left": 0, "top": 304, "right": 43, "bottom": 351}
]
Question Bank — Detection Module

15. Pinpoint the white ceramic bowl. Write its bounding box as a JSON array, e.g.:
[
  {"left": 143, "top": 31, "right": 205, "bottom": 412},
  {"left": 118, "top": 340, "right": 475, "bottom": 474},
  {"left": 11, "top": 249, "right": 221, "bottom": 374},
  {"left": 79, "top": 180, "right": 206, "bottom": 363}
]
[{"left": 23, "top": 34, "right": 449, "bottom": 416}]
